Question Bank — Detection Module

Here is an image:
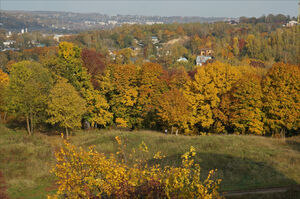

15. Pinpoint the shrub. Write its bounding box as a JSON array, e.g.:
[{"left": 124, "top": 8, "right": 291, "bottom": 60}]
[{"left": 48, "top": 137, "right": 223, "bottom": 199}]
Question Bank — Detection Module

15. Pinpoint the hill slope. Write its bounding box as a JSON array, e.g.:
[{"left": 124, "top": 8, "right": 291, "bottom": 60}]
[{"left": 0, "top": 124, "right": 300, "bottom": 198}]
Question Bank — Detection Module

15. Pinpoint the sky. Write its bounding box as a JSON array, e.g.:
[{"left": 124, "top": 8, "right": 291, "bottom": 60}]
[{"left": 0, "top": 0, "right": 298, "bottom": 17}]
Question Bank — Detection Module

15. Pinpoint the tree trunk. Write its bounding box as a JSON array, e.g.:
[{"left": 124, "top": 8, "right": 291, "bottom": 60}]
[
  {"left": 3, "top": 112, "right": 7, "bottom": 121},
  {"left": 26, "top": 115, "right": 31, "bottom": 135},
  {"left": 65, "top": 128, "right": 69, "bottom": 138},
  {"left": 30, "top": 114, "right": 34, "bottom": 135}
]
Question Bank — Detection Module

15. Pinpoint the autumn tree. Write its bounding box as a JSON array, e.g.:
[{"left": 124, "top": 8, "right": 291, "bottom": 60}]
[
  {"left": 7, "top": 61, "right": 53, "bottom": 135},
  {"left": 137, "top": 62, "right": 166, "bottom": 128},
  {"left": 157, "top": 88, "right": 193, "bottom": 134},
  {"left": 47, "top": 78, "right": 86, "bottom": 137},
  {"left": 165, "top": 67, "right": 190, "bottom": 90},
  {"left": 45, "top": 42, "right": 112, "bottom": 128},
  {"left": 262, "top": 63, "right": 300, "bottom": 135},
  {"left": 81, "top": 88, "right": 113, "bottom": 128},
  {"left": 229, "top": 73, "right": 265, "bottom": 135},
  {"left": 102, "top": 64, "right": 139, "bottom": 128},
  {"left": 0, "top": 69, "right": 9, "bottom": 121},
  {"left": 115, "top": 48, "right": 134, "bottom": 64},
  {"left": 184, "top": 61, "right": 241, "bottom": 133},
  {"left": 45, "top": 42, "right": 92, "bottom": 91},
  {"left": 81, "top": 48, "right": 106, "bottom": 89}
]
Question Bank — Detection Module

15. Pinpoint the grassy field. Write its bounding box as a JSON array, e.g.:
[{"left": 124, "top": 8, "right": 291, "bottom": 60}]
[{"left": 0, "top": 123, "right": 300, "bottom": 198}]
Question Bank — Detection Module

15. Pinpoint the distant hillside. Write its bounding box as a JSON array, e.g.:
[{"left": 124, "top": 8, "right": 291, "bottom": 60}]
[{"left": 0, "top": 10, "right": 227, "bottom": 33}]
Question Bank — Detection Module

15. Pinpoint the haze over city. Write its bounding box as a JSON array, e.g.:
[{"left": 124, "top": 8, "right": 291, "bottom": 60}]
[{"left": 1, "top": 0, "right": 298, "bottom": 17}]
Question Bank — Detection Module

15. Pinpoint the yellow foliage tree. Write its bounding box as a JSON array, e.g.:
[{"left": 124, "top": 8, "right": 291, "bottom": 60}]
[
  {"left": 137, "top": 62, "right": 166, "bottom": 128},
  {"left": 48, "top": 139, "right": 223, "bottom": 199},
  {"left": 262, "top": 63, "right": 300, "bottom": 134},
  {"left": 184, "top": 61, "right": 241, "bottom": 133},
  {"left": 47, "top": 78, "right": 86, "bottom": 137},
  {"left": 81, "top": 88, "right": 113, "bottom": 127},
  {"left": 7, "top": 61, "right": 53, "bottom": 135},
  {"left": 157, "top": 88, "right": 193, "bottom": 134},
  {"left": 104, "top": 64, "right": 140, "bottom": 128},
  {"left": 45, "top": 42, "right": 112, "bottom": 128}
]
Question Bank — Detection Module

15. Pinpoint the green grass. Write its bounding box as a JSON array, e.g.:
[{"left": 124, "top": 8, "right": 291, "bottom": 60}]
[
  {"left": 1, "top": 124, "right": 300, "bottom": 198},
  {"left": 0, "top": 124, "right": 57, "bottom": 199}
]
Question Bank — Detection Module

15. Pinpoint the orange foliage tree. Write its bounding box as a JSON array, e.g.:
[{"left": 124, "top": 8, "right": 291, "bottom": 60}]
[
  {"left": 157, "top": 88, "right": 193, "bottom": 134},
  {"left": 229, "top": 73, "right": 265, "bottom": 135},
  {"left": 0, "top": 69, "right": 9, "bottom": 120}
]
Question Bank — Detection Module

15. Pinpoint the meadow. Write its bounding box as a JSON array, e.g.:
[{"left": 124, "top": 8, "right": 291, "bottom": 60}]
[{"left": 1, "top": 123, "right": 300, "bottom": 198}]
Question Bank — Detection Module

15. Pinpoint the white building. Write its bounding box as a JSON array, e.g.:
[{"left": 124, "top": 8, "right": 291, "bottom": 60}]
[
  {"left": 286, "top": 20, "right": 298, "bottom": 27},
  {"left": 3, "top": 40, "right": 16, "bottom": 47},
  {"left": 177, "top": 57, "right": 188, "bottom": 62},
  {"left": 196, "top": 55, "right": 212, "bottom": 66},
  {"left": 108, "top": 20, "right": 118, "bottom": 25},
  {"left": 53, "top": 34, "right": 64, "bottom": 42},
  {"left": 151, "top": 36, "right": 159, "bottom": 44}
]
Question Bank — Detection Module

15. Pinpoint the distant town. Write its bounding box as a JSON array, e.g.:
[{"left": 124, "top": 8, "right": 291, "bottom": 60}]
[{"left": 1, "top": 10, "right": 231, "bottom": 33}]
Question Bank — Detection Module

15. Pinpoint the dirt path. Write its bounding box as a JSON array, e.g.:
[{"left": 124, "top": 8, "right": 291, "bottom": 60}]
[
  {"left": 0, "top": 171, "right": 9, "bottom": 199},
  {"left": 221, "top": 185, "right": 300, "bottom": 197}
]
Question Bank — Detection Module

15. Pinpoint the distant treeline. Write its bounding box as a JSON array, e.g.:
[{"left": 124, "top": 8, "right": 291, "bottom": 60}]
[{"left": 239, "top": 14, "right": 297, "bottom": 24}]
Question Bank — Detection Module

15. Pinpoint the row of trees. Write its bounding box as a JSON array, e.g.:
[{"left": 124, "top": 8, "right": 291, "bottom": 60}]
[
  {"left": 0, "top": 42, "right": 299, "bottom": 136},
  {"left": 1, "top": 23, "right": 298, "bottom": 74}
]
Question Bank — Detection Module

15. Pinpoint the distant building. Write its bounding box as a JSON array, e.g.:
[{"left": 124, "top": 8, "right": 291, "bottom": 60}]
[
  {"left": 53, "top": 34, "right": 72, "bottom": 42},
  {"left": 228, "top": 20, "right": 239, "bottom": 25},
  {"left": 286, "top": 20, "right": 298, "bottom": 27},
  {"left": 196, "top": 55, "right": 212, "bottom": 66},
  {"left": 3, "top": 40, "right": 16, "bottom": 47},
  {"left": 53, "top": 34, "right": 64, "bottom": 42},
  {"left": 108, "top": 20, "right": 118, "bottom": 25},
  {"left": 177, "top": 57, "right": 188, "bottom": 62},
  {"left": 146, "top": 21, "right": 164, "bottom": 25},
  {"left": 199, "top": 48, "right": 213, "bottom": 56},
  {"left": 151, "top": 36, "right": 159, "bottom": 44}
]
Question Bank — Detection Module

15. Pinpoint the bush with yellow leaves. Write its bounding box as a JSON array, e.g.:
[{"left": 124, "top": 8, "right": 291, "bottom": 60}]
[{"left": 48, "top": 137, "right": 223, "bottom": 199}]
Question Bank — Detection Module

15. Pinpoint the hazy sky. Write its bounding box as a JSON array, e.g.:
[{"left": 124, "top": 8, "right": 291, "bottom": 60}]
[{"left": 1, "top": 0, "right": 298, "bottom": 17}]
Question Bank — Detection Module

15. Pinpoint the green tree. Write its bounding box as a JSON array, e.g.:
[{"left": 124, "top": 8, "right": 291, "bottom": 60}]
[
  {"left": 47, "top": 78, "right": 86, "bottom": 137},
  {"left": 7, "top": 61, "right": 53, "bottom": 135}
]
